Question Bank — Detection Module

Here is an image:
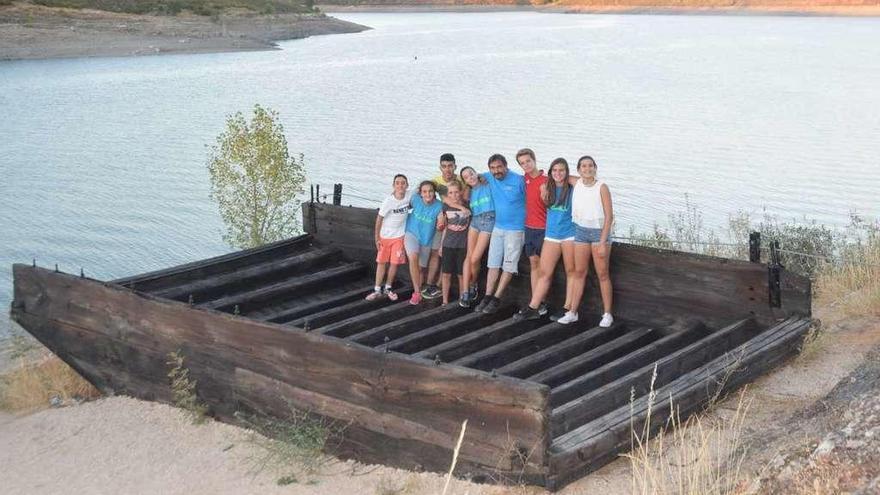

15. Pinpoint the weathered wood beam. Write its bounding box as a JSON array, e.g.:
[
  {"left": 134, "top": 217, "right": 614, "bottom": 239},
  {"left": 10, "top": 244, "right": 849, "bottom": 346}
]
[
  {"left": 496, "top": 323, "right": 631, "bottom": 379},
  {"left": 12, "top": 265, "right": 551, "bottom": 475},
  {"left": 152, "top": 247, "right": 340, "bottom": 301},
  {"left": 526, "top": 327, "right": 657, "bottom": 386},
  {"left": 315, "top": 300, "right": 426, "bottom": 338},
  {"left": 286, "top": 287, "right": 414, "bottom": 330},
  {"left": 198, "top": 262, "right": 366, "bottom": 313},
  {"left": 383, "top": 308, "right": 511, "bottom": 355},
  {"left": 347, "top": 304, "right": 474, "bottom": 347},
  {"left": 111, "top": 234, "right": 314, "bottom": 291},
  {"left": 246, "top": 284, "right": 370, "bottom": 323},
  {"left": 549, "top": 322, "right": 709, "bottom": 407},
  {"left": 452, "top": 321, "right": 593, "bottom": 371},
  {"left": 413, "top": 318, "right": 547, "bottom": 363},
  {"left": 550, "top": 318, "right": 757, "bottom": 437},
  {"left": 546, "top": 317, "right": 810, "bottom": 490}
]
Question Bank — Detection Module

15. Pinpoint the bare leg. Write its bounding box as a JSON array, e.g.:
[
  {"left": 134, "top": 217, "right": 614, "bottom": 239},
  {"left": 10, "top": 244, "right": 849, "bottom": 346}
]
[
  {"left": 470, "top": 232, "right": 491, "bottom": 289},
  {"left": 386, "top": 263, "right": 399, "bottom": 288},
  {"left": 529, "top": 254, "right": 541, "bottom": 300},
  {"left": 560, "top": 241, "right": 576, "bottom": 311},
  {"left": 592, "top": 242, "right": 613, "bottom": 314},
  {"left": 528, "top": 241, "right": 561, "bottom": 309},
  {"left": 485, "top": 267, "right": 501, "bottom": 296},
  {"left": 457, "top": 274, "right": 465, "bottom": 300},
  {"left": 374, "top": 263, "right": 387, "bottom": 288},
  {"left": 407, "top": 255, "right": 422, "bottom": 294},
  {"left": 462, "top": 229, "right": 479, "bottom": 292},
  {"left": 427, "top": 249, "right": 441, "bottom": 287},
  {"left": 569, "top": 243, "right": 593, "bottom": 315},
  {"left": 441, "top": 273, "right": 452, "bottom": 304},
  {"left": 495, "top": 271, "right": 515, "bottom": 299}
]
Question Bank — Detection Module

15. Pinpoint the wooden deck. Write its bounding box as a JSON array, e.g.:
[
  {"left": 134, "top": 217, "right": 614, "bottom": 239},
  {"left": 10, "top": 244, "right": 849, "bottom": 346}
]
[{"left": 10, "top": 202, "right": 813, "bottom": 490}]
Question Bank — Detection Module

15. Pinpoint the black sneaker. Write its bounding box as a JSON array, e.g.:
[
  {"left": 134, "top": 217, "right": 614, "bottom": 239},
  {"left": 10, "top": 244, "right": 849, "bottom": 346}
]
[
  {"left": 537, "top": 302, "right": 549, "bottom": 316},
  {"left": 513, "top": 306, "right": 541, "bottom": 321},
  {"left": 549, "top": 310, "right": 567, "bottom": 322},
  {"left": 481, "top": 296, "right": 501, "bottom": 314},
  {"left": 458, "top": 292, "right": 472, "bottom": 308},
  {"left": 421, "top": 284, "right": 441, "bottom": 300},
  {"left": 469, "top": 284, "right": 479, "bottom": 301},
  {"left": 474, "top": 295, "right": 494, "bottom": 313}
]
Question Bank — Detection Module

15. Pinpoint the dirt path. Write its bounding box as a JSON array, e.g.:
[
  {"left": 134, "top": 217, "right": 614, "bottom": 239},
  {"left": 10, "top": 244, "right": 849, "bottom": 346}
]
[{"left": 0, "top": 3, "right": 368, "bottom": 61}]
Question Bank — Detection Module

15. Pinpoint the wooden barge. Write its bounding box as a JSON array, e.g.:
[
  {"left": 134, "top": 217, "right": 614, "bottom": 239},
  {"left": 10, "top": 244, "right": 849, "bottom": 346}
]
[{"left": 10, "top": 199, "right": 812, "bottom": 490}]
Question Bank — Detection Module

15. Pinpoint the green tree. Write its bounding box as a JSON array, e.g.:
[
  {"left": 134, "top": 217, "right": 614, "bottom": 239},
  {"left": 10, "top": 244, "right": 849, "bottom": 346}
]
[{"left": 207, "top": 104, "right": 306, "bottom": 249}]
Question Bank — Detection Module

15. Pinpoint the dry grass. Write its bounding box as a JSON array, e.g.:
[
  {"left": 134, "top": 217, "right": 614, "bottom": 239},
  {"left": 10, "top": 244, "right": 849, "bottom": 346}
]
[
  {"left": 814, "top": 236, "right": 880, "bottom": 319},
  {"left": 0, "top": 352, "right": 100, "bottom": 413},
  {"left": 625, "top": 365, "right": 752, "bottom": 495}
]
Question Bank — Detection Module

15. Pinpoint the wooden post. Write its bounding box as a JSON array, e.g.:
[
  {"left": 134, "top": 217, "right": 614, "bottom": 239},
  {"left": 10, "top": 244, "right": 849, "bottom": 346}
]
[
  {"left": 333, "top": 184, "right": 343, "bottom": 206},
  {"left": 749, "top": 232, "right": 761, "bottom": 263},
  {"left": 310, "top": 184, "right": 315, "bottom": 203},
  {"left": 316, "top": 184, "right": 321, "bottom": 203},
  {"left": 768, "top": 240, "right": 782, "bottom": 308}
]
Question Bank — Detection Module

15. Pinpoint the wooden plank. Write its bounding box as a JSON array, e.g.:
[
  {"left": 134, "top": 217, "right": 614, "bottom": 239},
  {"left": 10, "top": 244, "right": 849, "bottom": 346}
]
[
  {"left": 347, "top": 304, "right": 475, "bottom": 347},
  {"left": 383, "top": 308, "right": 512, "bottom": 355},
  {"left": 315, "top": 300, "right": 426, "bottom": 338},
  {"left": 496, "top": 323, "right": 630, "bottom": 379},
  {"left": 550, "top": 318, "right": 757, "bottom": 438},
  {"left": 246, "top": 282, "right": 369, "bottom": 322},
  {"left": 414, "top": 318, "right": 547, "bottom": 363},
  {"left": 111, "top": 234, "right": 314, "bottom": 291},
  {"left": 286, "top": 287, "right": 414, "bottom": 329},
  {"left": 549, "top": 322, "right": 710, "bottom": 406},
  {"left": 12, "top": 265, "right": 550, "bottom": 473},
  {"left": 452, "top": 320, "right": 595, "bottom": 372},
  {"left": 527, "top": 327, "right": 657, "bottom": 387},
  {"left": 198, "top": 262, "right": 366, "bottom": 312},
  {"left": 152, "top": 247, "right": 340, "bottom": 301},
  {"left": 546, "top": 317, "right": 810, "bottom": 490}
]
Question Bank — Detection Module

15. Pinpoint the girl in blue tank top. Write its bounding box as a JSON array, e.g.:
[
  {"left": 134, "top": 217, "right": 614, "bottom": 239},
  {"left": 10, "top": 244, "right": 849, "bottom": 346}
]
[
  {"left": 457, "top": 166, "right": 495, "bottom": 307},
  {"left": 513, "top": 158, "right": 578, "bottom": 321}
]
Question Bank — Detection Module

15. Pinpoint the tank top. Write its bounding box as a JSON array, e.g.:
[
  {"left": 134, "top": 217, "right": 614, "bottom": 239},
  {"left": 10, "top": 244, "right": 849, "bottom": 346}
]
[
  {"left": 545, "top": 185, "right": 575, "bottom": 240},
  {"left": 572, "top": 179, "right": 607, "bottom": 229}
]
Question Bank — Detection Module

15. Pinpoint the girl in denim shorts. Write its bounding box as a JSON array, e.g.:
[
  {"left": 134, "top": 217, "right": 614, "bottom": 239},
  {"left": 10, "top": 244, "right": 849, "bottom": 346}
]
[
  {"left": 458, "top": 166, "right": 495, "bottom": 307},
  {"left": 564, "top": 156, "right": 615, "bottom": 327}
]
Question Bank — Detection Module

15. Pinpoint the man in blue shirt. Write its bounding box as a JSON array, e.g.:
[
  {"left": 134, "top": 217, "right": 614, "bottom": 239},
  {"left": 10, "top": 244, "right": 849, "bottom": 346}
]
[{"left": 474, "top": 154, "right": 525, "bottom": 314}]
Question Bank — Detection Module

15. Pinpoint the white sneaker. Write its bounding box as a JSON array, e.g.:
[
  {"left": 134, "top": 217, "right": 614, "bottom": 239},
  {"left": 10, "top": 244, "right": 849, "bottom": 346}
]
[
  {"left": 557, "top": 311, "right": 579, "bottom": 325},
  {"left": 599, "top": 313, "right": 614, "bottom": 328}
]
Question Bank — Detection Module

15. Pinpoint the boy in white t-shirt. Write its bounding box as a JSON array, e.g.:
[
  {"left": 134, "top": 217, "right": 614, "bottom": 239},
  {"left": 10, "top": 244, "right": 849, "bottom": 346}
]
[{"left": 367, "top": 174, "right": 411, "bottom": 301}]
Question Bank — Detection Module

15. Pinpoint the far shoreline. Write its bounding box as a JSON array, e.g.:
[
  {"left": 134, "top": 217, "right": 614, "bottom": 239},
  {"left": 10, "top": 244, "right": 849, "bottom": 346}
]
[{"left": 0, "top": 3, "right": 370, "bottom": 62}]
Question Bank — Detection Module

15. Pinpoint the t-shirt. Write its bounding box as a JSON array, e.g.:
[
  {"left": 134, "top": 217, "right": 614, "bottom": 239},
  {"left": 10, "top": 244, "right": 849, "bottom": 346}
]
[
  {"left": 525, "top": 171, "right": 548, "bottom": 229},
  {"left": 432, "top": 174, "right": 469, "bottom": 199},
  {"left": 405, "top": 195, "right": 443, "bottom": 246},
  {"left": 378, "top": 191, "right": 411, "bottom": 239},
  {"left": 468, "top": 183, "right": 494, "bottom": 216},
  {"left": 441, "top": 204, "right": 471, "bottom": 249},
  {"left": 545, "top": 185, "right": 575, "bottom": 240},
  {"left": 481, "top": 170, "right": 525, "bottom": 231}
]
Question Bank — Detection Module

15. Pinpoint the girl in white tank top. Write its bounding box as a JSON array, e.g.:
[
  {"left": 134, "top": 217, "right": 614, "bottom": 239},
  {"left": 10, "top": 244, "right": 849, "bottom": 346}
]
[
  {"left": 572, "top": 179, "right": 607, "bottom": 229},
  {"left": 558, "top": 156, "right": 615, "bottom": 329}
]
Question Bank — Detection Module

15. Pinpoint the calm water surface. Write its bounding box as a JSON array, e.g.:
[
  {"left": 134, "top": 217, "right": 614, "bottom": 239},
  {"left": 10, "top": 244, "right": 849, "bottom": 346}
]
[{"left": 2, "top": 12, "right": 879, "bottom": 341}]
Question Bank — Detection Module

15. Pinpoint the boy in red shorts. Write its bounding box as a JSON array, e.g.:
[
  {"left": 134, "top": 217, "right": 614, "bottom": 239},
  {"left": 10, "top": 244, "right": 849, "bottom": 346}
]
[{"left": 367, "top": 174, "right": 411, "bottom": 301}]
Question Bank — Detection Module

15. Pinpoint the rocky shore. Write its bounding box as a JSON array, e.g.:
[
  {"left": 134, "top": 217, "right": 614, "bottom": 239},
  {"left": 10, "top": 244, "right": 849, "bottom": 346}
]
[{"left": 0, "top": 3, "right": 369, "bottom": 61}]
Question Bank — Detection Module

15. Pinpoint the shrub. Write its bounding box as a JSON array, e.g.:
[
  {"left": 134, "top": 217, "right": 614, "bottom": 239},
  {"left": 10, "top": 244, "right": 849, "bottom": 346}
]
[{"left": 166, "top": 350, "right": 208, "bottom": 424}]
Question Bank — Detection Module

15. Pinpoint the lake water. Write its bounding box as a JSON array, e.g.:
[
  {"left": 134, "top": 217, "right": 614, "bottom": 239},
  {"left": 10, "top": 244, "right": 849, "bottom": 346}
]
[{"left": 1, "top": 12, "right": 879, "bottom": 342}]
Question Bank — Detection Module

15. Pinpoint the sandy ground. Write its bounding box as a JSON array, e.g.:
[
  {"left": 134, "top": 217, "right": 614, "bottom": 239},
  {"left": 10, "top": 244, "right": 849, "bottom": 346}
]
[
  {"left": 2, "top": 314, "right": 878, "bottom": 494},
  {"left": 0, "top": 2, "right": 368, "bottom": 61}
]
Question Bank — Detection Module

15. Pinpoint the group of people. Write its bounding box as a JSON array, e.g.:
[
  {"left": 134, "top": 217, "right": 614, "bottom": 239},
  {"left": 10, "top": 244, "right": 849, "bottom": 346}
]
[{"left": 367, "top": 150, "right": 615, "bottom": 327}]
